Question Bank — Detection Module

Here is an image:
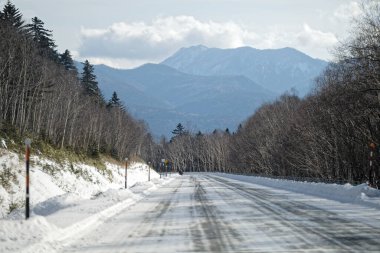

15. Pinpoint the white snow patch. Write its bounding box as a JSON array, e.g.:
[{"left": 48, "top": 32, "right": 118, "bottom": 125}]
[
  {"left": 0, "top": 139, "right": 6, "bottom": 149},
  {"left": 216, "top": 173, "right": 380, "bottom": 209},
  {"left": 0, "top": 148, "right": 172, "bottom": 252}
]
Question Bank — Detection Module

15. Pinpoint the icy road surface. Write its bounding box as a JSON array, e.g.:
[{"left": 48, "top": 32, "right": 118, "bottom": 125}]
[{"left": 60, "top": 174, "right": 380, "bottom": 253}]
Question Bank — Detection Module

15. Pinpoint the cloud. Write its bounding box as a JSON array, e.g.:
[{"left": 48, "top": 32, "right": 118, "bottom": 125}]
[
  {"left": 83, "top": 57, "right": 149, "bottom": 69},
  {"left": 78, "top": 16, "right": 339, "bottom": 68},
  {"left": 79, "top": 16, "right": 258, "bottom": 62},
  {"left": 297, "top": 24, "right": 338, "bottom": 48},
  {"left": 295, "top": 24, "right": 338, "bottom": 60},
  {"left": 334, "top": 1, "right": 362, "bottom": 20}
]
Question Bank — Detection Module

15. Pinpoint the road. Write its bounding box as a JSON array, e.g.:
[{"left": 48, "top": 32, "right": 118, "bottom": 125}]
[{"left": 60, "top": 174, "right": 380, "bottom": 253}]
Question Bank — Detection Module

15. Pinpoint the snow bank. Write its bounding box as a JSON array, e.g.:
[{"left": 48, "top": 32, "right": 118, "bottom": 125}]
[
  {"left": 0, "top": 148, "right": 172, "bottom": 253},
  {"left": 0, "top": 149, "right": 159, "bottom": 218},
  {"left": 217, "top": 173, "right": 380, "bottom": 209},
  {"left": 0, "top": 177, "right": 174, "bottom": 253}
]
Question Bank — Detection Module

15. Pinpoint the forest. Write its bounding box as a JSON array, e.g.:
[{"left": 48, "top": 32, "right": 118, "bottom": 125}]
[
  {"left": 154, "top": 2, "right": 380, "bottom": 188},
  {"left": 0, "top": 1, "right": 151, "bottom": 160},
  {"left": 0, "top": 1, "right": 379, "bottom": 188}
]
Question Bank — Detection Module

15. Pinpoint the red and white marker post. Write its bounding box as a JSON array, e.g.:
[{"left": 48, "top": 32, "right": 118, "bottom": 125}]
[{"left": 25, "top": 138, "right": 31, "bottom": 220}]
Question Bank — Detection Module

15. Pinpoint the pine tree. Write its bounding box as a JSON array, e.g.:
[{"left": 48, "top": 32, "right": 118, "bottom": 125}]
[
  {"left": 25, "top": 16, "right": 58, "bottom": 61},
  {"left": 59, "top": 49, "right": 77, "bottom": 72},
  {"left": 107, "top": 91, "right": 122, "bottom": 109},
  {"left": 172, "top": 123, "right": 185, "bottom": 136},
  {"left": 0, "top": 0, "right": 24, "bottom": 30},
  {"left": 81, "top": 60, "right": 101, "bottom": 98}
]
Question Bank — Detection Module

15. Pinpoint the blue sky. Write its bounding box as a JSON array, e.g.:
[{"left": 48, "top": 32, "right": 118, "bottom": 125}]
[{"left": 6, "top": 0, "right": 362, "bottom": 68}]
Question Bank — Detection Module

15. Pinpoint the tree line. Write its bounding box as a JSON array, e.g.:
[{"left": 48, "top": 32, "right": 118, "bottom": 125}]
[
  {"left": 154, "top": 2, "right": 380, "bottom": 188},
  {"left": 0, "top": 1, "right": 150, "bottom": 160},
  {"left": 1, "top": 1, "right": 378, "bottom": 188}
]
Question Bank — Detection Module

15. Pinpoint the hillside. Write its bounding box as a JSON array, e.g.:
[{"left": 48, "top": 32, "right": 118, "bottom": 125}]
[
  {"left": 94, "top": 63, "right": 275, "bottom": 137},
  {"left": 162, "top": 45, "right": 328, "bottom": 95}
]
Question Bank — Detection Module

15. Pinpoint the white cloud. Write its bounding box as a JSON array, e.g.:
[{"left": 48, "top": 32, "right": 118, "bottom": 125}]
[
  {"left": 79, "top": 16, "right": 258, "bottom": 61},
  {"left": 295, "top": 24, "right": 338, "bottom": 60},
  {"left": 84, "top": 57, "right": 149, "bottom": 69},
  {"left": 334, "top": 1, "right": 362, "bottom": 20},
  {"left": 297, "top": 24, "right": 338, "bottom": 48},
  {"left": 78, "top": 16, "right": 339, "bottom": 68}
]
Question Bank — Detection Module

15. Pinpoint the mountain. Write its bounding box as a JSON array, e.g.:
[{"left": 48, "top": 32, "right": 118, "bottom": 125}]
[
  {"left": 93, "top": 63, "right": 275, "bottom": 138},
  {"left": 161, "top": 45, "right": 328, "bottom": 95},
  {"left": 81, "top": 45, "right": 327, "bottom": 138}
]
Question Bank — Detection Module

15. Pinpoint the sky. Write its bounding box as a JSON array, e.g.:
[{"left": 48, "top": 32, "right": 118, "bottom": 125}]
[{"left": 5, "top": 0, "right": 363, "bottom": 69}]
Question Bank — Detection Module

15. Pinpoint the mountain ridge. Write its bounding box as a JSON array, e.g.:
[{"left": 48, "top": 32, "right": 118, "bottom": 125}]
[
  {"left": 161, "top": 45, "right": 328, "bottom": 95},
  {"left": 78, "top": 45, "right": 328, "bottom": 137},
  {"left": 92, "top": 62, "right": 274, "bottom": 137}
]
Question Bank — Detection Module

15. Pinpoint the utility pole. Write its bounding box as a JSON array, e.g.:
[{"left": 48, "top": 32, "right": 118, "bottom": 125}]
[
  {"left": 125, "top": 158, "right": 128, "bottom": 189},
  {"left": 25, "top": 139, "right": 31, "bottom": 220}
]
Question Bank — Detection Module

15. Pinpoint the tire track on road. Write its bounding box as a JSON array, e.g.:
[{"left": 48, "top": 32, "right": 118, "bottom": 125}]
[
  {"left": 190, "top": 176, "right": 243, "bottom": 252},
  {"left": 208, "top": 175, "right": 380, "bottom": 252}
]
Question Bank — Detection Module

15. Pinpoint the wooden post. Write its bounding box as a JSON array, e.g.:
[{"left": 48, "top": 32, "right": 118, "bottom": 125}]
[
  {"left": 148, "top": 162, "right": 151, "bottom": 182},
  {"left": 125, "top": 158, "right": 128, "bottom": 189},
  {"left": 25, "top": 139, "right": 31, "bottom": 220}
]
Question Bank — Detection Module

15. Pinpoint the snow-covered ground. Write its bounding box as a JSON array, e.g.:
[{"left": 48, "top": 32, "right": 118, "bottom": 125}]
[
  {"left": 0, "top": 147, "right": 174, "bottom": 253},
  {"left": 1, "top": 145, "right": 380, "bottom": 252},
  {"left": 14, "top": 173, "right": 379, "bottom": 253},
  {"left": 217, "top": 173, "right": 380, "bottom": 209},
  {"left": 0, "top": 148, "right": 161, "bottom": 218}
]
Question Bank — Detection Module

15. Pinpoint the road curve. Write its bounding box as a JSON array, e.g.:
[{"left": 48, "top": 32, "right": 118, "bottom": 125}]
[{"left": 60, "top": 174, "right": 380, "bottom": 253}]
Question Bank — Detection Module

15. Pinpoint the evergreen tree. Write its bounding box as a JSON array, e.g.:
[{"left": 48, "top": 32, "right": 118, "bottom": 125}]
[
  {"left": 59, "top": 49, "right": 77, "bottom": 72},
  {"left": 0, "top": 0, "right": 24, "bottom": 30},
  {"left": 107, "top": 91, "right": 122, "bottom": 109},
  {"left": 172, "top": 123, "right": 185, "bottom": 136},
  {"left": 81, "top": 60, "right": 101, "bottom": 98},
  {"left": 25, "top": 16, "right": 58, "bottom": 60}
]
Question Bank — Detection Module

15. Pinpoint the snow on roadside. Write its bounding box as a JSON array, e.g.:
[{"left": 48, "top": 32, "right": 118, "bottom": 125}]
[
  {"left": 216, "top": 173, "right": 380, "bottom": 209},
  {"left": 0, "top": 178, "right": 174, "bottom": 253},
  {"left": 0, "top": 148, "right": 172, "bottom": 253},
  {"left": 0, "top": 149, "right": 160, "bottom": 218}
]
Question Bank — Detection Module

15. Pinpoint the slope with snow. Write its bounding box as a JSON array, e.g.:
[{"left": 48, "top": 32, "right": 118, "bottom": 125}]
[
  {"left": 0, "top": 145, "right": 175, "bottom": 252},
  {"left": 0, "top": 147, "right": 160, "bottom": 219},
  {"left": 162, "top": 45, "right": 328, "bottom": 95}
]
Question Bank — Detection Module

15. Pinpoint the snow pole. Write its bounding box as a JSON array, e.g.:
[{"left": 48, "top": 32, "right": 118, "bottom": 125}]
[
  {"left": 25, "top": 138, "right": 31, "bottom": 220},
  {"left": 148, "top": 162, "right": 151, "bottom": 182},
  {"left": 165, "top": 159, "right": 168, "bottom": 177},
  {"left": 125, "top": 158, "right": 128, "bottom": 189},
  {"left": 369, "top": 142, "right": 376, "bottom": 186},
  {"left": 161, "top": 159, "right": 165, "bottom": 178}
]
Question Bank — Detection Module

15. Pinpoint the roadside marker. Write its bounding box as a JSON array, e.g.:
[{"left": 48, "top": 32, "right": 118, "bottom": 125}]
[{"left": 25, "top": 138, "right": 31, "bottom": 220}]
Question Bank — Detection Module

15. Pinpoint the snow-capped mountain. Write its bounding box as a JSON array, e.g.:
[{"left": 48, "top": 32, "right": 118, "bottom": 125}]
[{"left": 161, "top": 45, "right": 328, "bottom": 95}]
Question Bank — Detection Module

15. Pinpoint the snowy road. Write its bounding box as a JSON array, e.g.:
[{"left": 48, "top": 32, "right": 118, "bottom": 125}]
[{"left": 59, "top": 174, "right": 380, "bottom": 253}]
